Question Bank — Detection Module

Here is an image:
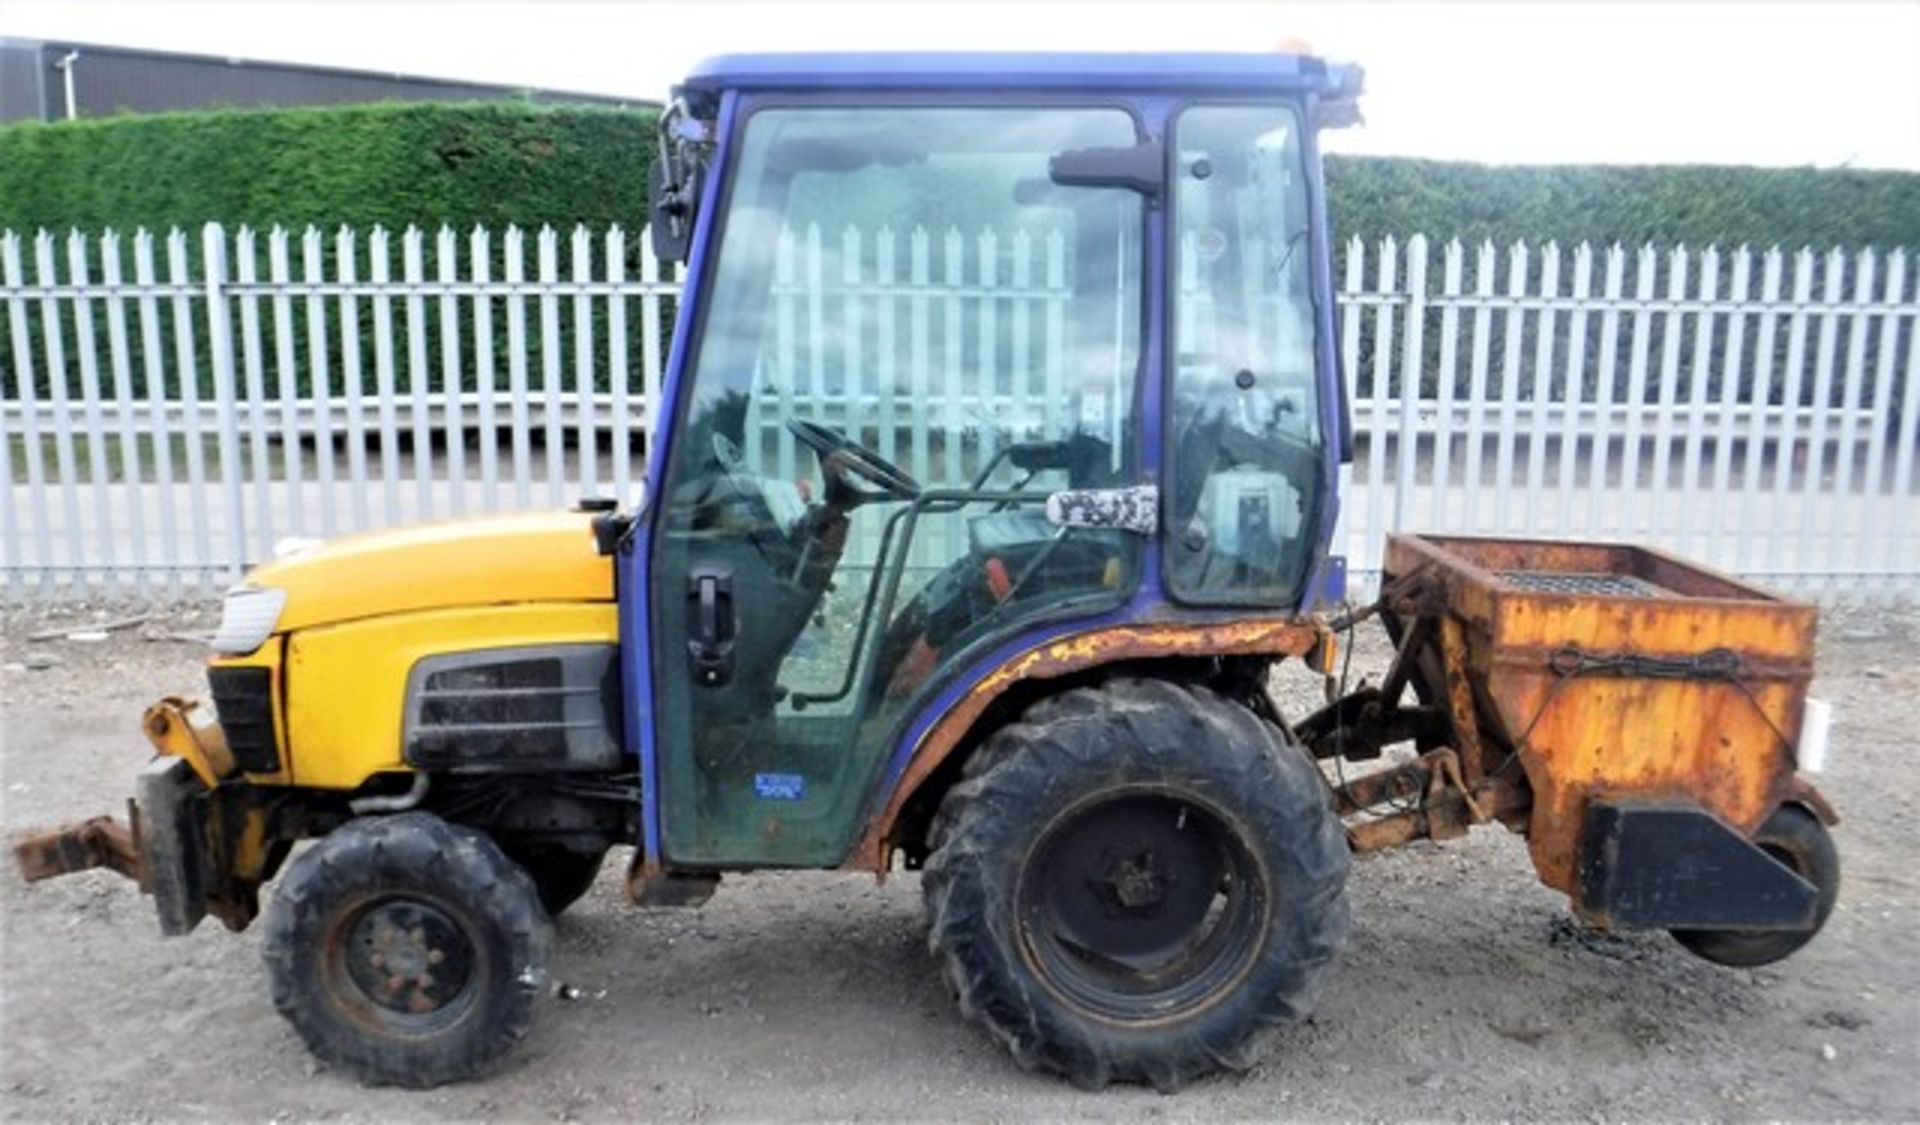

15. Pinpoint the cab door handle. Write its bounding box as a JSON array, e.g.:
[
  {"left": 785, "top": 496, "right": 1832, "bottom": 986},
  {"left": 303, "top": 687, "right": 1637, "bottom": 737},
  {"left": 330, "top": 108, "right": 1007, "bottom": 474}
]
[{"left": 687, "top": 568, "right": 735, "bottom": 687}]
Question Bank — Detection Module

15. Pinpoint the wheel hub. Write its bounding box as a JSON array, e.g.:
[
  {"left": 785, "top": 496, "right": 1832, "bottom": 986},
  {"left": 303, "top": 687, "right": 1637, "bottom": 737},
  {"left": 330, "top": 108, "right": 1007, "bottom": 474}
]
[
  {"left": 344, "top": 899, "right": 476, "bottom": 1016},
  {"left": 1039, "top": 798, "right": 1225, "bottom": 962},
  {"left": 1098, "top": 849, "right": 1169, "bottom": 910},
  {"left": 1019, "top": 791, "right": 1263, "bottom": 1020}
]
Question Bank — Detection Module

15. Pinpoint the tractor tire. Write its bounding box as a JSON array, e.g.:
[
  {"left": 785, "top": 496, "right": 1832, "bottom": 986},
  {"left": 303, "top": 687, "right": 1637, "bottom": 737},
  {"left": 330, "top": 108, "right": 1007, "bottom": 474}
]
[
  {"left": 501, "top": 842, "right": 608, "bottom": 918},
  {"left": 923, "top": 677, "right": 1350, "bottom": 1091},
  {"left": 1671, "top": 803, "right": 1839, "bottom": 968},
  {"left": 262, "top": 812, "right": 552, "bottom": 1088}
]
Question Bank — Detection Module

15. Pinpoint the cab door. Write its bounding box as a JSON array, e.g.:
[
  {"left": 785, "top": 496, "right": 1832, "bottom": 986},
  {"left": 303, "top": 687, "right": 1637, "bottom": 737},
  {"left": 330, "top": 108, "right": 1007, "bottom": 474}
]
[{"left": 644, "top": 101, "right": 1149, "bottom": 866}]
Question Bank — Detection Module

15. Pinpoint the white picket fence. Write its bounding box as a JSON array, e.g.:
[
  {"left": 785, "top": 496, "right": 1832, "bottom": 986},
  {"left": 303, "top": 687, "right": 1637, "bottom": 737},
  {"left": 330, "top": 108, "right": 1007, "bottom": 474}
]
[
  {"left": 3, "top": 223, "right": 1917, "bottom": 600},
  {"left": 1338, "top": 237, "right": 1919, "bottom": 596}
]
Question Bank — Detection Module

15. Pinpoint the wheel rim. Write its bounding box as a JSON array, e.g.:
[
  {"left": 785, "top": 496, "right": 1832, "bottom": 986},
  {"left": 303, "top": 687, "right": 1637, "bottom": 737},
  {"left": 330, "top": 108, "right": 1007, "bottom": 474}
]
[
  {"left": 328, "top": 895, "right": 482, "bottom": 1032},
  {"left": 1017, "top": 791, "right": 1266, "bottom": 1021}
]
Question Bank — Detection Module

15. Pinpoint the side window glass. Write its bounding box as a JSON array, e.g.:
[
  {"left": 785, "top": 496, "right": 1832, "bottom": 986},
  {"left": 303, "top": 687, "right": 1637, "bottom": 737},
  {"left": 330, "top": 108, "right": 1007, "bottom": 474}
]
[{"left": 1167, "top": 104, "right": 1324, "bottom": 604}]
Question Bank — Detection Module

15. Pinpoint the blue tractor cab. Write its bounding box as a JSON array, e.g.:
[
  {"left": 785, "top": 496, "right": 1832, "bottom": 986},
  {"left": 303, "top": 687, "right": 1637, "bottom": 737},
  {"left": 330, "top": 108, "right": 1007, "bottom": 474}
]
[
  {"left": 606, "top": 53, "right": 1364, "bottom": 1086},
  {"left": 632, "top": 51, "right": 1361, "bottom": 865}
]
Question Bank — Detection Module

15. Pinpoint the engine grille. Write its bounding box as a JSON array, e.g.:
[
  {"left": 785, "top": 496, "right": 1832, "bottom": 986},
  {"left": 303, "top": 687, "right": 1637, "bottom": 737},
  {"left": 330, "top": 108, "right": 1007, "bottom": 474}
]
[
  {"left": 404, "top": 645, "right": 622, "bottom": 771},
  {"left": 207, "top": 665, "right": 280, "bottom": 773}
]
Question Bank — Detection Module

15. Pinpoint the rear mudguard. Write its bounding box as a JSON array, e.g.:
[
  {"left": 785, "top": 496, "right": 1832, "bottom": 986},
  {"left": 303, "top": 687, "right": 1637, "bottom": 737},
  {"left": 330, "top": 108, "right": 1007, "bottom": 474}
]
[{"left": 843, "top": 615, "right": 1330, "bottom": 871}]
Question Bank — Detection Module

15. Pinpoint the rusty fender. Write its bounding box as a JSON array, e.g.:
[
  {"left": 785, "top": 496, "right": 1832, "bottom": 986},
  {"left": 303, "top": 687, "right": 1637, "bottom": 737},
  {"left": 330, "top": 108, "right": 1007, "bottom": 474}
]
[{"left": 844, "top": 616, "right": 1326, "bottom": 872}]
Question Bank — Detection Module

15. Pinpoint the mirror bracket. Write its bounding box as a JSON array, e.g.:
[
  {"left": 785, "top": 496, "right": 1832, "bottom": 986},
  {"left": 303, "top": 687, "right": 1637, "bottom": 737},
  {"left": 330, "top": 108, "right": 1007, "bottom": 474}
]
[
  {"left": 1048, "top": 138, "right": 1165, "bottom": 197},
  {"left": 650, "top": 98, "right": 709, "bottom": 263}
]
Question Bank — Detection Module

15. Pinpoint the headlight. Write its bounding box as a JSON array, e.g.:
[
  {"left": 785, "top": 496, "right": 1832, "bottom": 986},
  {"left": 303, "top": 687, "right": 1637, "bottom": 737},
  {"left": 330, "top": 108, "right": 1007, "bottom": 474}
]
[{"left": 210, "top": 585, "right": 287, "bottom": 656}]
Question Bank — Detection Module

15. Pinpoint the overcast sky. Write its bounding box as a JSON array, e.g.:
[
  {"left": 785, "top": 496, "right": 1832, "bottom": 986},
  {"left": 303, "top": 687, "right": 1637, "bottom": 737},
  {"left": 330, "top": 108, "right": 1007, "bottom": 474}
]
[{"left": 4, "top": 0, "right": 1918, "bottom": 170}]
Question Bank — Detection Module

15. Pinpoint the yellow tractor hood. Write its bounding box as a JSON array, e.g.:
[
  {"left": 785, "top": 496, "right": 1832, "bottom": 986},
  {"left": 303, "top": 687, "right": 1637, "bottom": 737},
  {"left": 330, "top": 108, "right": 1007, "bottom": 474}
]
[{"left": 252, "top": 510, "right": 614, "bottom": 633}]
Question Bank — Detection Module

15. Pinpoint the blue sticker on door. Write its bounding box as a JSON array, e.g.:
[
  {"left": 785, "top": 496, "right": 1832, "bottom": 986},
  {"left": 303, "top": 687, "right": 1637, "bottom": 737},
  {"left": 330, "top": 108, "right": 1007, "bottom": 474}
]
[{"left": 754, "top": 772, "right": 806, "bottom": 801}]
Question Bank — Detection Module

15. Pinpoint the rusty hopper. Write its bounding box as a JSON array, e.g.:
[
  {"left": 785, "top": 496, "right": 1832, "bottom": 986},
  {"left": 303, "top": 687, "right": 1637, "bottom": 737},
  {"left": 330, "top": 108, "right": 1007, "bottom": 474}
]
[{"left": 1302, "top": 533, "right": 1835, "bottom": 959}]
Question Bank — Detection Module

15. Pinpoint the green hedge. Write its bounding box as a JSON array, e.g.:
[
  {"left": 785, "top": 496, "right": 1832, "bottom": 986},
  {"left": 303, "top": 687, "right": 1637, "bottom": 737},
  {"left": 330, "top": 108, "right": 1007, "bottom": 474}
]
[
  {"left": 3, "top": 102, "right": 1917, "bottom": 249},
  {"left": 0, "top": 101, "right": 660, "bottom": 234},
  {"left": 1324, "top": 156, "right": 1920, "bottom": 249}
]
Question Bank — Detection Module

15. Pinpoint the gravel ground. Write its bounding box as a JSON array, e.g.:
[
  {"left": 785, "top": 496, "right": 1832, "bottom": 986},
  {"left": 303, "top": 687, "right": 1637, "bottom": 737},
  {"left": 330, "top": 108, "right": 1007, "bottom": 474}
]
[{"left": 1, "top": 600, "right": 1916, "bottom": 1122}]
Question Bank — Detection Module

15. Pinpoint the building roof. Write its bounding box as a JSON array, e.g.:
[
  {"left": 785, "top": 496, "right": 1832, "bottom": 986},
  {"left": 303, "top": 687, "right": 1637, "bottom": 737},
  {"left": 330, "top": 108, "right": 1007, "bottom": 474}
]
[{"left": 0, "top": 36, "right": 657, "bottom": 124}]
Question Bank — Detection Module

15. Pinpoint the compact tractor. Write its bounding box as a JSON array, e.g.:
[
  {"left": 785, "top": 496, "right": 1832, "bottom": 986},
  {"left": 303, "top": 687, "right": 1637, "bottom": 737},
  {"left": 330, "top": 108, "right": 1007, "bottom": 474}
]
[{"left": 13, "top": 52, "right": 1839, "bottom": 1091}]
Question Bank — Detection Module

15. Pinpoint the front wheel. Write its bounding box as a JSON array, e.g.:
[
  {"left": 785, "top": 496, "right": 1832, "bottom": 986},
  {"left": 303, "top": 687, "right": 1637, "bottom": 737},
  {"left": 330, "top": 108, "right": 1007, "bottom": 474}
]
[
  {"left": 923, "top": 678, "right": 1350, "bottom": 1090},
  {"left": 263, "top": 813, "right": 552, "bottom": 1087},
  {"left": 1671, "top": 803, "right": 1839, "bottom": 968}
]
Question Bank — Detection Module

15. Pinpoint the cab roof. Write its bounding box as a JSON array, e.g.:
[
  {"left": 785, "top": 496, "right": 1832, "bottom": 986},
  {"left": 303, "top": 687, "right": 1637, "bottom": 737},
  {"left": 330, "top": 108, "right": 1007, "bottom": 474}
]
[{"left": 681, "top": 52, "right": 1363, "bottom": 100}]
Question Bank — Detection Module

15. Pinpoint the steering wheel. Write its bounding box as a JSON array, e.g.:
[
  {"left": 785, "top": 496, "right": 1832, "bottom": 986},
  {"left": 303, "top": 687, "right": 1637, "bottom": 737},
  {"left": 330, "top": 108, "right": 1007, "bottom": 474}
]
[
  {"left": 712, "top": 431, "right": 744, "bottom": 471},
  {"left": 786, "top": 418, "right": 922, "bottom": 506}
]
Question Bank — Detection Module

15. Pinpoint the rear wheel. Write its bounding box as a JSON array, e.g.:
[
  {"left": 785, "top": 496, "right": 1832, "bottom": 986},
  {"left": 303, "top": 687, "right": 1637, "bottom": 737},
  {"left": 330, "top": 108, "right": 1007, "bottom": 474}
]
[
  {"left": 923, "top": 678, "right": 1349, "bottom": 1090},
  {"left": 263, "top": 812, "right": 552, "bottom": 1087},
  {"left": 1671, "top": 804, "right": 1839, "bottom": 967}
]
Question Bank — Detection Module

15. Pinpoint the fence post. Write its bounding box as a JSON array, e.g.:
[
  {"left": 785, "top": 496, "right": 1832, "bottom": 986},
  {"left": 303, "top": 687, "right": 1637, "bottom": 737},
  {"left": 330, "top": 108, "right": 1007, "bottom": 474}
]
[
  {"left": 202, "top": 223, "right": 248, "bottom": 581},
  {"left": 167, "top": 229, "right": 212, "bottom": 592},
  {"left": 1336, "top": 237, "right": 1364, "bottom": 571},
  {"left": 1365, "top": 236, "right": 1397, "bottom": 555},
  {"left": 65, "top": 231, "right": 115, "bottom": 585},
  {"left": 605, "top": 225, "right": 630, "bottom": 506},
  {"left": 0, "top": 232, "right": 30, "bottom": 600},
  {"left": 32, "top": 231, "right": 82, "bottom": 595},
  {"left": 304, "top": 226, "right": 339, "bottom": 535},
  {"left": 1393, "top": 234, "right": 1427, "bottom": 532},
  {"left": 1428, "top": 238, "right": 1462, "bottom": 530}
]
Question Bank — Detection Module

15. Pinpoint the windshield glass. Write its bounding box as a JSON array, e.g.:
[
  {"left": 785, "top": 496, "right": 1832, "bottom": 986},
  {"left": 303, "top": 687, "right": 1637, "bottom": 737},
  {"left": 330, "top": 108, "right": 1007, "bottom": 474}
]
[
  {"left": 1166, "top": 103, "right": 1322, "bottom": 605},
  {"left": 681, "top": 105, "right": 1143, "bottom": 459}
]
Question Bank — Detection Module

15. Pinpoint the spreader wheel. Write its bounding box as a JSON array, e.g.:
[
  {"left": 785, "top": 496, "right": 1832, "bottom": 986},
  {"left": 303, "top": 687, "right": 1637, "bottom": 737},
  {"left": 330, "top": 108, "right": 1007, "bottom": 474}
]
[
  {"left": 1671, "top": 804, "right": 1839, "bottom": 968},
  {"left": 923, "top": 678, "right": 1349, "bottom": 1090},
  {"left": 263, "top": 812, "right": 552, "bottom": 1087}
]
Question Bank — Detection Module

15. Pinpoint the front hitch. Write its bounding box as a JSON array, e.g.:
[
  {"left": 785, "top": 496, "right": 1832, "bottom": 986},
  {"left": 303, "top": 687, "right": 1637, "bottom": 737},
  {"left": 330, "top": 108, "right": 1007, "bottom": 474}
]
[
  {"left": 10, "top": 696, "right": 227, "bottom": 907},
  {"left": 10, "top": 698, "right": 295, "bottom": 936},
  {"left": 11, "top": 756, "right": 214, "bottom": 934},
  {"left": 12, "top": 815, "right": 143, "bottom": 884}
]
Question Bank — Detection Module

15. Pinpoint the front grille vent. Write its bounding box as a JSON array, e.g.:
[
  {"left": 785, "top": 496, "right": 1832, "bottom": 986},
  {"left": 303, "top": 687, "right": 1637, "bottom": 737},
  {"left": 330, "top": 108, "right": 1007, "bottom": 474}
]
[
  {"left": 208, "top": 665, "right": 280, "bottom": 773},
  {"left": 404, "top": 645, "right": 622, "bottom": 771}
]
